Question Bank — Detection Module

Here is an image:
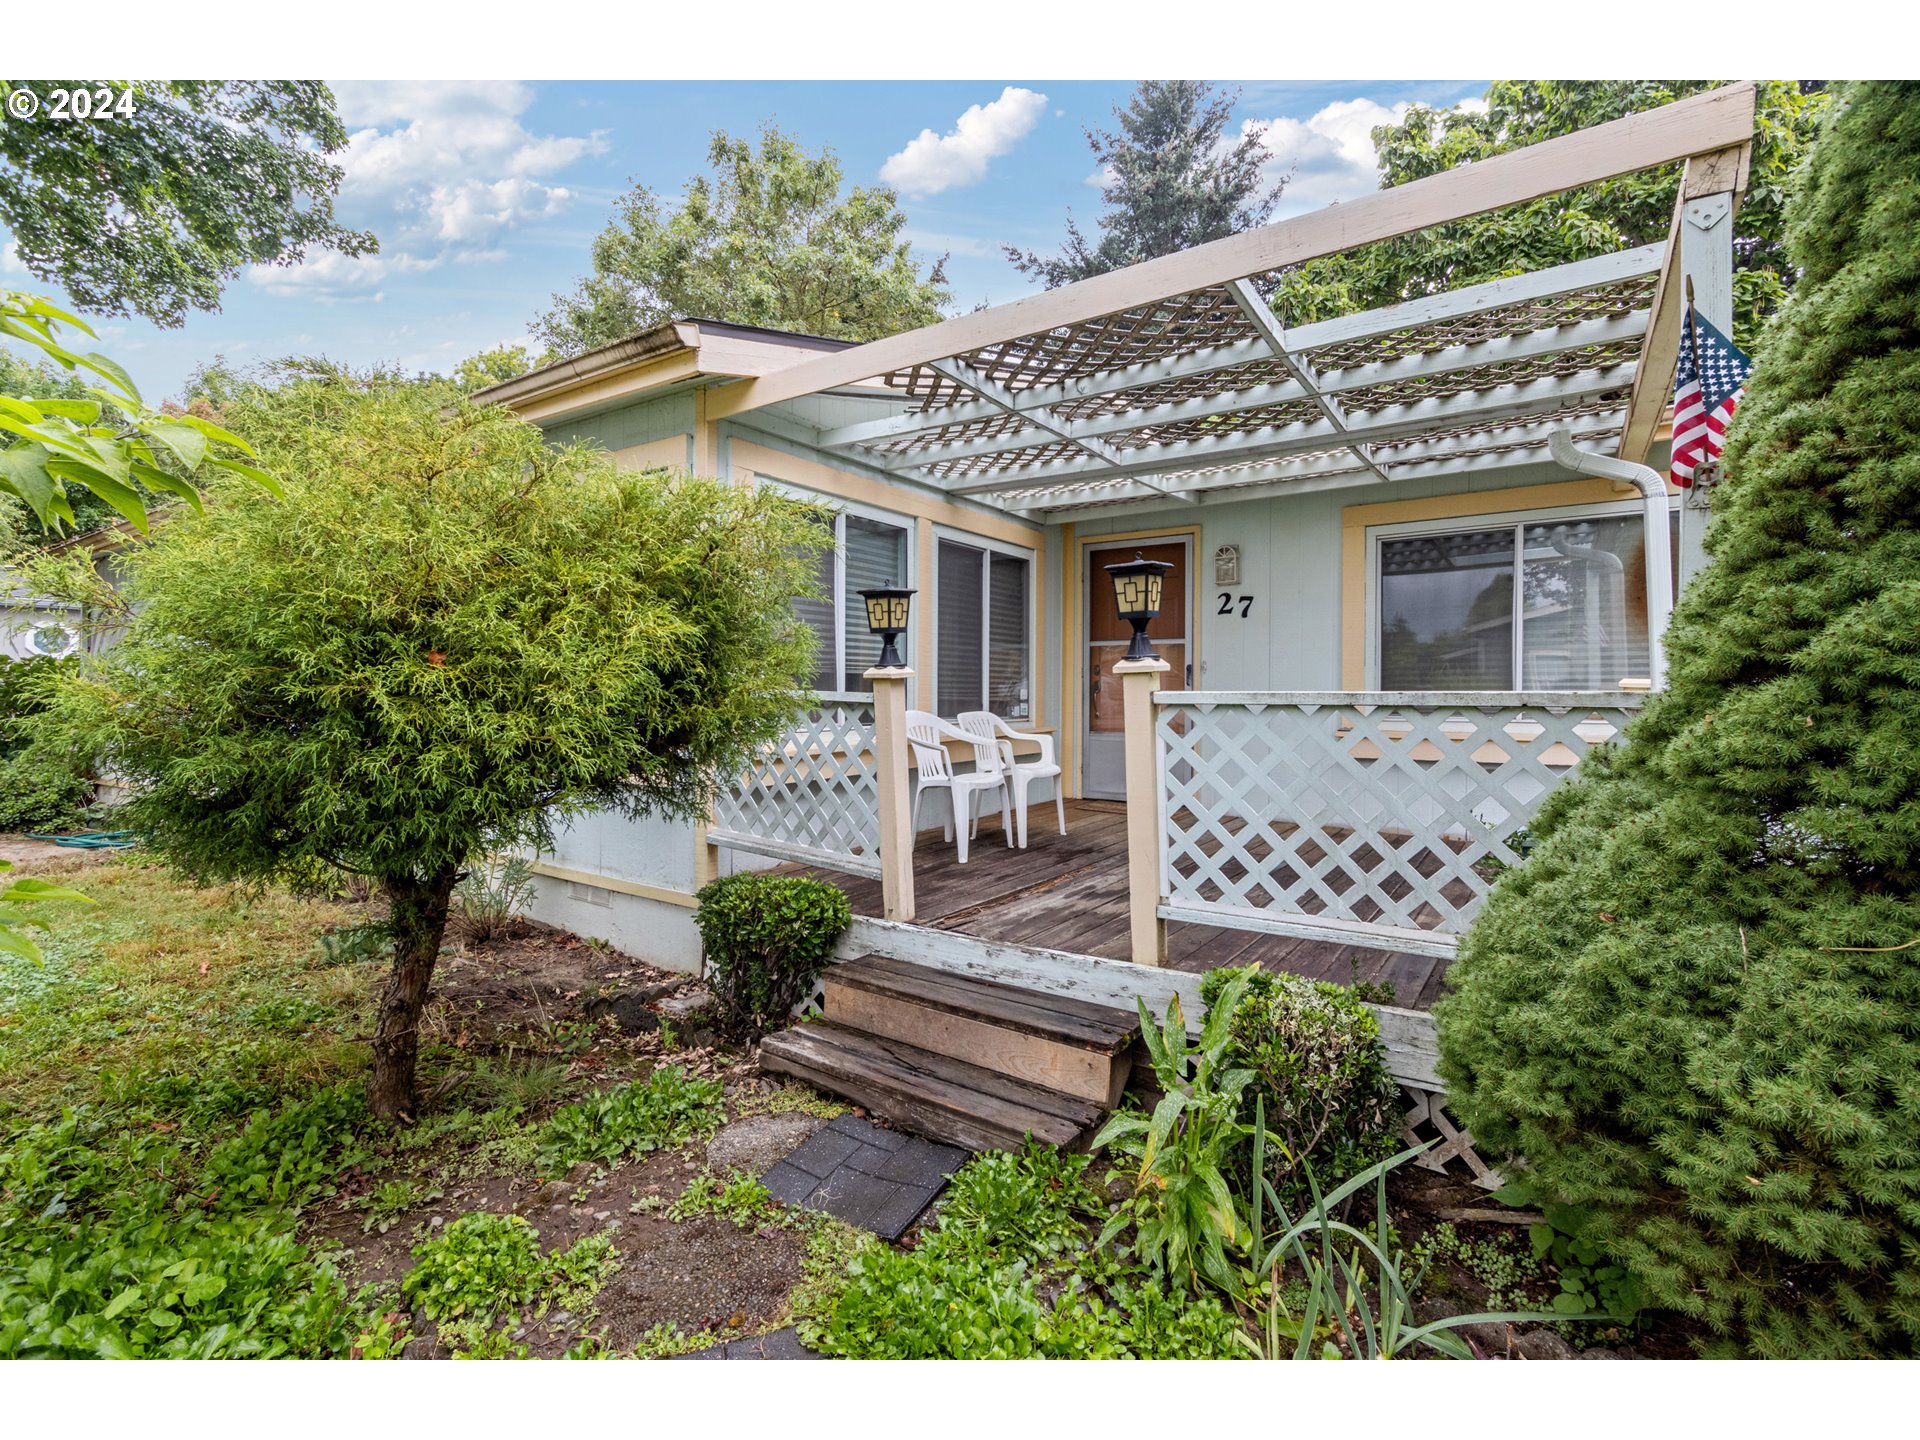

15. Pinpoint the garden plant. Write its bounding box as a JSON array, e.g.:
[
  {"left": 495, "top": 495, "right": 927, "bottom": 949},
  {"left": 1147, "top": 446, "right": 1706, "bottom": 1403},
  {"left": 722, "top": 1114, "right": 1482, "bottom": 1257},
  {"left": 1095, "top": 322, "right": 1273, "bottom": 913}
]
[{"left": 1438, "top": 81, "right": 1920, "bottom": 1358}]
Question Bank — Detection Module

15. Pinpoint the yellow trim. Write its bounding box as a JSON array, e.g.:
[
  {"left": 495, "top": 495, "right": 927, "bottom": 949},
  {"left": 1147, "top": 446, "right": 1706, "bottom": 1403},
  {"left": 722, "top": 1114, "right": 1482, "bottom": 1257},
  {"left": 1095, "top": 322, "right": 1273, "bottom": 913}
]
[
  {"left": 693, "top": 388, "right": 718, "bottom": 475},
  {"left": 528, "top": 860, "right": 697, "bottom": 909},
  {"left": 1060, "top": 523, "right": 1078, "bottom": 795},
  {"left": 1338, "top": 477, "right": 1670, "bottom": 688},
  {"left": 731, "top": 441, "right": 1043, "bottom": 549},
  {"left": 914, "top": 517, "right": 935, "bottom": 689}
]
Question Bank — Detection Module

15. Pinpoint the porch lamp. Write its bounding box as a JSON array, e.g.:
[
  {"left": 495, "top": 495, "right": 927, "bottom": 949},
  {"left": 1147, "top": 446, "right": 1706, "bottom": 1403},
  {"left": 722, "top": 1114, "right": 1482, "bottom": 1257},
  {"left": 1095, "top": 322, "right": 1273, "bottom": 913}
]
[
  {"left": 858, "top": 586, "right": 915, "bottom": 670},
  {"left": 1105, "top": 553, "right": 1175, "bottom": 661}
]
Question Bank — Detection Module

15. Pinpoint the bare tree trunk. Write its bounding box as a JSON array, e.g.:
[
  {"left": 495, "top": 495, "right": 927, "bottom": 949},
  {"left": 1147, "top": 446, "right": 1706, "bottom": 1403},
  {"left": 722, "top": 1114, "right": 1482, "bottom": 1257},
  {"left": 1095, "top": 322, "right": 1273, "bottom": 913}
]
[{"left": 368, "top": 867, "right": 458, "bottom": 1122}]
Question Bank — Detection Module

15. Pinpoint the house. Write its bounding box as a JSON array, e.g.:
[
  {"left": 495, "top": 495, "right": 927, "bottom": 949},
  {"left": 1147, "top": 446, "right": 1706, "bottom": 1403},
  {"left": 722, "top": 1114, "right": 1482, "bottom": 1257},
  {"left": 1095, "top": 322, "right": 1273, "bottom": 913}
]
[{"left": 479, "top": 84, "right": 1757, "bottom": 1169}]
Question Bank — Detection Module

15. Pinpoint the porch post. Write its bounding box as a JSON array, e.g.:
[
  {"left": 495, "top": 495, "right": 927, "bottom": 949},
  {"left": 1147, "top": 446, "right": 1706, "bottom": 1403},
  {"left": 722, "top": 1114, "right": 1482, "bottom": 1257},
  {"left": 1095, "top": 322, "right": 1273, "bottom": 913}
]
[
  {"left": 864, "top": 666, "right": 916, "bottom": 923},
  {"left": 1677, "top": 179, "right": 1737, "bottom": 585},
  {"left": 1114, "top": 657, "right": 1170, "bottom": 966}
]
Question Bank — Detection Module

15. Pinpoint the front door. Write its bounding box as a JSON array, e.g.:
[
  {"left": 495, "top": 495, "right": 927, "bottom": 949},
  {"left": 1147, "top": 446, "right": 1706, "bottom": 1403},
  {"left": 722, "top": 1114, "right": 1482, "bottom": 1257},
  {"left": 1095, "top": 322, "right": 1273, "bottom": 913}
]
[{"left": 1082, "top": 538, "right": 1191, "bottom": 800}]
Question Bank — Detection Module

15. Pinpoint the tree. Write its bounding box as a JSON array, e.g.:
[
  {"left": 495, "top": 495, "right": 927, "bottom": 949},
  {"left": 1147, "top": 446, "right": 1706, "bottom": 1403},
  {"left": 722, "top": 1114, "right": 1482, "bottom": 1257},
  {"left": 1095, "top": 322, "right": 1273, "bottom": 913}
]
[
  {"left": 1435, "top": 83, "right": 1920, "bottom": 1357},
  {"left": 451, "top": 343, "right": 542, "bottom": 394},
  {"left": 0, "top": 81, "right": 375, "bottom": 327},
  {"left": 537, "top": 125, "right": 949, "bottom": 355},
  {"left": 45, "top": 376, "right": 829, "bottom": 1118},
  {"left": 1271, "top": 82, "right": 1829, "bottom": 346},
  {"left": 1007, "top": 81, "right": 1283, "bottom": 288}
]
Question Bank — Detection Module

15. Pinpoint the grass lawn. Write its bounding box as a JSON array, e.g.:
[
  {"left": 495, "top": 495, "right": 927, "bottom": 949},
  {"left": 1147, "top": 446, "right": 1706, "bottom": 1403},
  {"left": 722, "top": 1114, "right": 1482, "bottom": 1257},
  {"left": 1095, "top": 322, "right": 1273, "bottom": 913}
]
[{"left": 0, "top": 850, "right": 870, "bottom": 1359}]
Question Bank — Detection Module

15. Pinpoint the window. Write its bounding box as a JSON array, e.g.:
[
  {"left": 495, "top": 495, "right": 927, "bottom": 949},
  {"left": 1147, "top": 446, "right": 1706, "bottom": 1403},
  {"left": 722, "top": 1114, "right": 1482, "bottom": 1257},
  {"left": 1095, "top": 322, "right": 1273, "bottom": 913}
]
[
  {"left": 791, "top": 508, "right": 910, "bottom": 693},
  {"left": 1376, "top": 508, "right": 1678, "bottom": 691},
  {"left": 937, "top": 539, "right": 1031, "bottom": 719}
]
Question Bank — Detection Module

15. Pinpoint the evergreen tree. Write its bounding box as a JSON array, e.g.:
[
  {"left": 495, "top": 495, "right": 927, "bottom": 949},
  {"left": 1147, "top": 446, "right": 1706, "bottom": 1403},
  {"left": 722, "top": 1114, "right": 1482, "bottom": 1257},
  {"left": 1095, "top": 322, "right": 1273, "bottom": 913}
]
[
  {"left": 1436, "top": 83, "right": 1920, "bottom": 1358},
  {"left": 1006, "top": 81, "right": 1283, "bottom": 287}
]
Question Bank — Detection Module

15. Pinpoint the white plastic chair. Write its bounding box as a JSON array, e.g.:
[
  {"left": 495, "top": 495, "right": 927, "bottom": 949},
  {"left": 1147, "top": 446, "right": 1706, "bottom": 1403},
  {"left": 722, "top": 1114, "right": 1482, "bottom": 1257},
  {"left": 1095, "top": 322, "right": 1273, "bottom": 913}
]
[
  {"left": 958, "top": 711, "right": 1065, "bottom": 850},
  {"left": 905, "top": 710, "right": 1012, "bottom": 864}
]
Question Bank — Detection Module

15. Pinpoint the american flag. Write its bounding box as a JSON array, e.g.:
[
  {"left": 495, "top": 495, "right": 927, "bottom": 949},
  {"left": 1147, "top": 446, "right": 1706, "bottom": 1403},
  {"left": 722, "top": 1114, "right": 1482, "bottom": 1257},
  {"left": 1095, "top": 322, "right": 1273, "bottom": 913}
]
[{"left": 1671, "top": 306, "right": 1753, "bottom": 488}]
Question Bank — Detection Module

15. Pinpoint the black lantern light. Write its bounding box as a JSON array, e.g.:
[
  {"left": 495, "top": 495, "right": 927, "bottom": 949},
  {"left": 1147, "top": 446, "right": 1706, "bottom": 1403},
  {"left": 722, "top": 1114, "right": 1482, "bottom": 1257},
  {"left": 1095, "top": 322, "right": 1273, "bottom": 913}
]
[
  {"left": 1104, "top": 553, "right": 1175, "bottom": 662},
  {"left": 858, "top": 586, "right": 915, "bottom": 670}
]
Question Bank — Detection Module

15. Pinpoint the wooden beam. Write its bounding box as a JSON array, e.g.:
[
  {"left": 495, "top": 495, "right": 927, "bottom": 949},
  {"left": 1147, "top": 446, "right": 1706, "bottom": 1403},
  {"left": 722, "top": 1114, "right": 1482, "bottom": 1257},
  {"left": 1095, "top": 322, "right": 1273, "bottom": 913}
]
[
  {"left": 709, "top": 85, "right": 1754, "bottom": 420},
  {"left": 1618, "top": 142, "right": 1751, "bottom": 465}
]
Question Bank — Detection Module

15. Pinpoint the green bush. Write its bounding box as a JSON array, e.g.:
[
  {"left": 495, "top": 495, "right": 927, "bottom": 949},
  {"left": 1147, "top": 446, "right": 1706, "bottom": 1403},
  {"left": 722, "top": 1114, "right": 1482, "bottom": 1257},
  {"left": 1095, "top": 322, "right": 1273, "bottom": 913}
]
[
  {"left": 1437, "top": 83, "right": 1920, "bottom": 1358},
  {"left": 692, "top": 872, "right": 850, "bottom": 1039},
  {"left": 808, "top": 1142, "right": 1244, "bottom": 1360},
  {"left": 535, "top": 1065, "right": 724, "bottom": 1176},
  {"left": 1201, "top": 966, "right": 1399, "bottom": 1202},
  {"left": 0, "top": 655, "right": 91, "bottom": 831}
]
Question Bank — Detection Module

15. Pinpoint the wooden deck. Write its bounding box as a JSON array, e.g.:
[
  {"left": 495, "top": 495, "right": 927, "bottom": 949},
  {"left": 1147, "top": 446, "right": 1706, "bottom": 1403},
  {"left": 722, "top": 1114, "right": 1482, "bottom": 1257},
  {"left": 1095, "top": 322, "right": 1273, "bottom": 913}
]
[{"left": 782, "top": 800, "right": 1453, "bottom": 1012}]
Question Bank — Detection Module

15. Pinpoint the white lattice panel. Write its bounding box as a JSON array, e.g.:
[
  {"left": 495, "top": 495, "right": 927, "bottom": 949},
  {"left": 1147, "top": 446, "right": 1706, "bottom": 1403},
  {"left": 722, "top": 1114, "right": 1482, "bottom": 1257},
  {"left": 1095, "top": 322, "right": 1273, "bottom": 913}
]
[
  {"left": 710, "top": 695, "right": 882, "bottom": 878},
  {"left": 1402, "top": 1086, "right": 1503, "bottom": 1190},
  {"left": 1156, "top": 692, "right": 1639, "bottom": 948}
]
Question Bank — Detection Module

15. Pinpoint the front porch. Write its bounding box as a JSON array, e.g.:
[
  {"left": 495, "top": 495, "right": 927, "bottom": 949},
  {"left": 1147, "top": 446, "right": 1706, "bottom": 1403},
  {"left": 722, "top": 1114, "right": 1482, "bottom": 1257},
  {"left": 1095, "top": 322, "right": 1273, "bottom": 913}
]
[{"left": 779, "top": 799, "right": 1453, "bottom": 1010}]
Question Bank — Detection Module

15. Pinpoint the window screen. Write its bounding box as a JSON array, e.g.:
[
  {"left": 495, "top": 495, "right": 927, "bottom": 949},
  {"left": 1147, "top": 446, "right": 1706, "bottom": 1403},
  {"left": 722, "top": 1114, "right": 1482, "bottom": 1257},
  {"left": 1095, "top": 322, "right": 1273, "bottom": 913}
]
[
  {"left": 937, "top": 539, "right": 984, "bottom": 716},
  {"left": 1378, "top": 528, "right": 1514, "bottom": 690},
  {"left": 792, "top": 515, "right": 836, "bottom": 693},
  {"left": 988, "top": 551, "right": 1030, "bottom": 720},
  {"left": 842, "top": 515, "right": 909, "bottom": 690}
]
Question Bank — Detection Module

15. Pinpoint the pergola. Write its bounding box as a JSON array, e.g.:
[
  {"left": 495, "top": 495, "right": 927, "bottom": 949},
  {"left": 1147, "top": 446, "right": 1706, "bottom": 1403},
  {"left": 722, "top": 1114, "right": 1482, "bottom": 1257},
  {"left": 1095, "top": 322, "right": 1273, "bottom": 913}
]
[{"left": 708, "top": 84, "right": 1756, "bottom": 526}]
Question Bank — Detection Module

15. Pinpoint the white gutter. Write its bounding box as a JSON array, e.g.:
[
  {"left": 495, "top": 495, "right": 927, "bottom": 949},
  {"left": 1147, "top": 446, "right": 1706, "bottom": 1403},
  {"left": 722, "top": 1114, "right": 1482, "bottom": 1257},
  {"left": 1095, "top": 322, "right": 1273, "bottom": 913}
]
[{"left": 1546, "top": 429, "right": 1672, "bottom": 689}]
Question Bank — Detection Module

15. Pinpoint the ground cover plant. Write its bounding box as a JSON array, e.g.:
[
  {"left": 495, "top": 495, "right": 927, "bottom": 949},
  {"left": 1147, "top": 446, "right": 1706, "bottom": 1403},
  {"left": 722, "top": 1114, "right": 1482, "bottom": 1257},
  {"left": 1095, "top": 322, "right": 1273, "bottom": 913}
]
[{"left": 1438, "top": 81, "right": 1920, "bottom": 1359}]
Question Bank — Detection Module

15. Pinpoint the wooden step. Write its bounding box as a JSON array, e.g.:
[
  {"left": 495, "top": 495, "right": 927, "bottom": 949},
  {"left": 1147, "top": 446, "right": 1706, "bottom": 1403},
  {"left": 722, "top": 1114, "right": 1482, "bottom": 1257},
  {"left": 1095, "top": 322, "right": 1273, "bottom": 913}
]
[
  {"left": 757, "top": 1020, "right": 1106, "bottom": 1153},
  {"left": 822, "top": 954, "right": 1140, "bottom": 1106}
]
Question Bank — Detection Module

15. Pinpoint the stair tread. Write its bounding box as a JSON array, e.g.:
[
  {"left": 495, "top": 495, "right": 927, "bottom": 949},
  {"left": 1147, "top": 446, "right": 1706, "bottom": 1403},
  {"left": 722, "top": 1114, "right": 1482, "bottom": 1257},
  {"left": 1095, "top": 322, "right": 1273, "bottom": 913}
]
[
  {"left": 828, "top": 954, "right": 1141, "bottom": 1051},
  {"left": 759, "top": 1021, "right": 1102, "bottom": 1148}
]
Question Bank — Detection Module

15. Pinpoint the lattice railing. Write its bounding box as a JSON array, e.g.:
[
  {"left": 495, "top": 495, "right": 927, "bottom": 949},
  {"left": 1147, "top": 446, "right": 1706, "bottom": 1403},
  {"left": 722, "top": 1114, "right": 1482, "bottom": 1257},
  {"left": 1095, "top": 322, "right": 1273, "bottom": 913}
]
[
  {"left": 708, "top": 693, "right": 882, "bottom": 879},
  {"left": 1155, "top": 691, "right": 1641, "bottom": 958}
]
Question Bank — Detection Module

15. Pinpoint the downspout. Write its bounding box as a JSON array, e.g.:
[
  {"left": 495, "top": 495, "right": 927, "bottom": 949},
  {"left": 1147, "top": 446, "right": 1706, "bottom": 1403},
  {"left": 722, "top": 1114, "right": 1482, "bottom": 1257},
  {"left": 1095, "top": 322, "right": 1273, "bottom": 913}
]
[{"left": 1546, "top": 430, "right": 1672, "bottom": 690}]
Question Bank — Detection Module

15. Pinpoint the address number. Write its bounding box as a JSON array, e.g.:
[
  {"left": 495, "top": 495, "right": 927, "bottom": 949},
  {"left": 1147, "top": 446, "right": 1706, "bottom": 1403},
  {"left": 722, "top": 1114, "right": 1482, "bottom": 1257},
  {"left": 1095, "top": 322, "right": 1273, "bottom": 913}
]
[{"left": 1217, "top": 592, "right": 1252, "bottom": 618}]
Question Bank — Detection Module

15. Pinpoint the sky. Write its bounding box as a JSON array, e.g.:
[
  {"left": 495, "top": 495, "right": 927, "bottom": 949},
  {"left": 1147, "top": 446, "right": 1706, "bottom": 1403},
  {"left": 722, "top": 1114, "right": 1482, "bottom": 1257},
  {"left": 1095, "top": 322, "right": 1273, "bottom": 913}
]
[{"left": 0, "top": 79, "right": 1489, "bottom": 403}]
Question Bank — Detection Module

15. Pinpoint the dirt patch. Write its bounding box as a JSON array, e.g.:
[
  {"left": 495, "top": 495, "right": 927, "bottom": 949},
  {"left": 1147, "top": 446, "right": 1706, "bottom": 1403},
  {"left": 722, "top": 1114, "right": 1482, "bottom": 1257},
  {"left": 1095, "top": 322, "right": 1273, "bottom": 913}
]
[
  {"left": 0, "top": 834, "right": 118, "bottom": 872},
  {"left": 595, "top": 1215, "right": 810, "bottom": 1346}
]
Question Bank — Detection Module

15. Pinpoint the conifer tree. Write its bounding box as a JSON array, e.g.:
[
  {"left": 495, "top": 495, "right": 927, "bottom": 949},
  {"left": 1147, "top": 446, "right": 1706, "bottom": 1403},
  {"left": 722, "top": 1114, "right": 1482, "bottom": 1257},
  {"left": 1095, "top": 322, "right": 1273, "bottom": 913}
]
[
  {"left": 1006, "top": 81, "right": 1282, "bottom": 286},
  {"left": 1437, "top": 82, "right": 1920, "bottom": 1358}
]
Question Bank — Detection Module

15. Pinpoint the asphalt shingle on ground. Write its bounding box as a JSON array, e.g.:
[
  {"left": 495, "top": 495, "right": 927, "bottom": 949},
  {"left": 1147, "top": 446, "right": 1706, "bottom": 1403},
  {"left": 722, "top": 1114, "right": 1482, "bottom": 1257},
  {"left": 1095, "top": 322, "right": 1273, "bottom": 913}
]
[{"left": 761, "top": 1114, "right": 967, "bottom": 1240}]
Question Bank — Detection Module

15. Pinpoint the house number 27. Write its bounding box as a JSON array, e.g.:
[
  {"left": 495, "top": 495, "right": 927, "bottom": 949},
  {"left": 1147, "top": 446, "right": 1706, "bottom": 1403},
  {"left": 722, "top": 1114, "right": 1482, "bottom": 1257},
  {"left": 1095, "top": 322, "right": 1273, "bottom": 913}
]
[{"left": 1217, "top": 592, "right": 1253, "bottom": 618}]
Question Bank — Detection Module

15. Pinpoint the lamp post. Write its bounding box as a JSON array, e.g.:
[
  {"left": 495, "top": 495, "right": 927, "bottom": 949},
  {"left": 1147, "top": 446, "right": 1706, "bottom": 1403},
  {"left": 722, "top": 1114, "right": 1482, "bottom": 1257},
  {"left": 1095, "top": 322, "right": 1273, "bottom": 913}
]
[
  {"left": 1104, "top": 553, "right": 1174, "bottom": 967},
  {"left": 858, "top": 586, "right": 915, "bottom": 671},
  {"left": 1104, "top": 553, "right": 1175, "bottom": 661},
  {"left": 858, "top": 586, "right": 916, "bottom": 922}
]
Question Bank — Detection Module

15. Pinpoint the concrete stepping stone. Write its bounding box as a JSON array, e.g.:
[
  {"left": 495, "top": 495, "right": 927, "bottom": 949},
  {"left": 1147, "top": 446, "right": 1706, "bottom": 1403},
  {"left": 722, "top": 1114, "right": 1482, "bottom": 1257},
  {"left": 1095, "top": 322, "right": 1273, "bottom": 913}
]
[{"left": 760, "top": 1114, "right": 967, "bottom": 1240}]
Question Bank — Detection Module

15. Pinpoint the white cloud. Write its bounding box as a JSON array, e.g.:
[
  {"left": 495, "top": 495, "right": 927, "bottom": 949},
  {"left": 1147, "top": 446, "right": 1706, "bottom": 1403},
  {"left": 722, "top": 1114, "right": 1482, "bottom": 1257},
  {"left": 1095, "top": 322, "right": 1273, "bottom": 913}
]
[
  {"left": 246, "top": 249, "right": 441, "bottom": 300},
  {"left": 0, "top": 240, "right": 21, "bottom": 274},
  {"left": 326, "top": 80, "right": 607, "bottom": 246},
  {"left": 881, "top": 86, "right": 1048, "bottom": 198},
  {"left": 1246, "top": 97, "right": 1413, "bottom": 215}
]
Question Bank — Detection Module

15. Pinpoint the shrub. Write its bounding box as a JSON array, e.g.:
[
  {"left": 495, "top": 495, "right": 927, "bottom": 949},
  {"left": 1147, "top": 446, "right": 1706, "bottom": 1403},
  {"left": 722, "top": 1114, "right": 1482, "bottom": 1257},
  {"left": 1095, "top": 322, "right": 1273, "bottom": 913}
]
[
  {"left": 692, "top": 872, "right": 850, "bottom": 1040},
  {"left": 1202, "top": 966, "right": 1399, "bottom": 1201},
  {"left": 1437, "top": 84, "right": 1920, "bottom": 1358},
  {"left": 450, "top": 856, "right": 538, "bottom": 944},
  {"left": 0, "top": 750, "right": 91, "bottom": 832},
  {"left": 535, "top": 1065, "right": 724, "bottom": 1176}
]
